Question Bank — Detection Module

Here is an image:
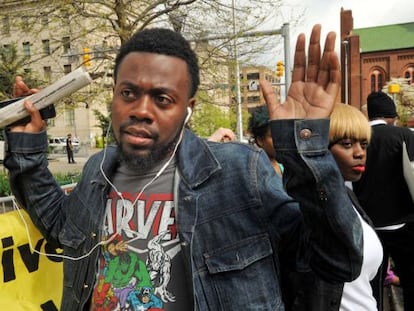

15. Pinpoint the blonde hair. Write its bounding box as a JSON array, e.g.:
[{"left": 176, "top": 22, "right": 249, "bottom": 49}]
[{"left": 329, "top": 103, "right": 371, "bottom": 145}]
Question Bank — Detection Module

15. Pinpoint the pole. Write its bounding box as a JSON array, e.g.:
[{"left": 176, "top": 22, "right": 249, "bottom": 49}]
[
  {"left": 282, "top": 23, "right": 291, "bottom": 101},
  {"left": 343, "top": 40, "right": 349, "bottom": 105},
  {"left": 232, "top": 0, "right": 243, "bottom": 141}
]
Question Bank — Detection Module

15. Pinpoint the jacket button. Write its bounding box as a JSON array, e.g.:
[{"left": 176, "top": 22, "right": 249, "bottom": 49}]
[
  {"left": 83, "top": 284, "right": 89, "bottom": 288},
  {"left": 300, "top": 129, "right": 312, "bottom": 139},
  {"left": 91, "top": 232, "right": 97, "bottom": 238}
]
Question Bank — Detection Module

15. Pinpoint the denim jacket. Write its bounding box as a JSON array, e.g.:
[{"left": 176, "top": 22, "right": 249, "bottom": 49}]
[
  {"left": 4, "top": 119, "right": 362, "bottom": 311},
  {"left": 285, "top": 188, "right": 382, "bottom": 311}
]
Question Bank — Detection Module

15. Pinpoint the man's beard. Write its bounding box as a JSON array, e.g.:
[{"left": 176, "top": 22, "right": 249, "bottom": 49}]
[{"left": 117, "top": 136, "right": 178, "bottom": 172}]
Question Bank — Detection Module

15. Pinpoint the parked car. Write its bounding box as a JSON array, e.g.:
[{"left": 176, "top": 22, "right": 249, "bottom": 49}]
[{"left": 48, "top": 137, "right": 80, "bottom": 154}]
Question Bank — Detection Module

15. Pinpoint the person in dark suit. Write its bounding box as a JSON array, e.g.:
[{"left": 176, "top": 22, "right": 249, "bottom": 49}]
[
  {"left": 353, "top": 91, "right": 414, "bottom": 310},
  {"left": 66, "top": 133, "right": 75, "bottom": 164}
]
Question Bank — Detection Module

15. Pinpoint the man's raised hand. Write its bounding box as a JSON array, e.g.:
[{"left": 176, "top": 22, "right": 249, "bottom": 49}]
[{"left": 261, "top": 24, "right": 340, "bottom": 121}]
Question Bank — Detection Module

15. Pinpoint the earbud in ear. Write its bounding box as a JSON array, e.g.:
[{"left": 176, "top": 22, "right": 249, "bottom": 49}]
[{"left": 185, "top": 107, "right": 192, "bottom": 124}]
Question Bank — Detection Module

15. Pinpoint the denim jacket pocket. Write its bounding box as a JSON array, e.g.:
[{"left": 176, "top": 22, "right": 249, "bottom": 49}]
[
  {"left": 200, "top": 234, "right": 282, "bottom": 309},
  {"left": 58, "top": 216, "right": 87, "bottom": 249},
  {"left": 204, "top": 233, "right": 273, "bottom": 273}
]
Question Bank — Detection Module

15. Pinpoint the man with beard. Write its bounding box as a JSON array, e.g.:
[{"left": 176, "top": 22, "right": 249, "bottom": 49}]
[{"left": 4, "top": 25, "right": 363, "bottom": 311}]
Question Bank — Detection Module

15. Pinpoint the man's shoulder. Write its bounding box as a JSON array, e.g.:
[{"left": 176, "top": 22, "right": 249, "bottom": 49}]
[
  {"left": 85, "top": 146, "right": 116, "bottom": 166},
  {"left": 206, "top": 140, "right": 260, "bottom": 157},
  {"left": 373, "top": 124, "right": 411, "bottom": 135}
]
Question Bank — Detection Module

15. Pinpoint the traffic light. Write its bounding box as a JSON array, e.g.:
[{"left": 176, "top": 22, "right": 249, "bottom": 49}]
[
  {"left": 276, "top": 61, "right": 284, "bottom": 77},
  {"left": 82, "top": 47, "right": 91, "bottom": 67}
]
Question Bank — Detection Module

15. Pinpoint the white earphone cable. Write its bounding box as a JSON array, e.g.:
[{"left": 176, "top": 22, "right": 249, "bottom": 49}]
[{"left": 15, "top": 109, "right": 191, "bottom": 261}]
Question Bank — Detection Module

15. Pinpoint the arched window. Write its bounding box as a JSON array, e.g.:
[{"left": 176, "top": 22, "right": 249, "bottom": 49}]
[
  {"left": 404, "top": 66, "right": 414, "bottom": 85},
  {"left": 370, "top": 69, "right": 384, "bottom": 92}
]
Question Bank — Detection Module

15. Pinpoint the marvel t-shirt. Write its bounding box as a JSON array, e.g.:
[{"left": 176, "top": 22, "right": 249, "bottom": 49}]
[{"left": 90, "top": 159, "right": 192, "bottom": 310}]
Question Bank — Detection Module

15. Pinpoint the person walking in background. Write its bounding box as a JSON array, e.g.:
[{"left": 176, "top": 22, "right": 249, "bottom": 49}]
[
  {"left": 248, "top": 105, "right": 284, "bottom": 176},
  {"left": 353, "top": 91, "right": 414, "bottom": 310},
  {"left": 66, "top": 133, "right": 75, "bottom": 164},
  {"left": 5, "top": 24, "right": 363, "bottom": 310}
]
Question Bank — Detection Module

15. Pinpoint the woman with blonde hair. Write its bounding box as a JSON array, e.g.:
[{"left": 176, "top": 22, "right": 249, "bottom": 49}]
[
  {"left": 287, "top": 103, "right": 383, "bottom": 311},
  {"left": 329, "top": 103, "right": 383, "bottom": 310}
]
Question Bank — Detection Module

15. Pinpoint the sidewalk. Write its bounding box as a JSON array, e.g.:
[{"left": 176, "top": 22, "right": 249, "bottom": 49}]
[
  {"left": 0, "top": 147, "right": 102, "bottom": 174},
  {"left": 47, "top": 147, "right": 101, "bottom": 174}
]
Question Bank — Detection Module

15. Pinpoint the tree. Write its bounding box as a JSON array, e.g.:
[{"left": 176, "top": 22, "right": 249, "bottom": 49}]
[
  {"left": 0, "top": 0, "right": 302, "bottom": 137},
  {"left": 382, "top": 78, "right": 414, "bottom": 127},
  {"left": 0, "top": 44, "right": 45, "bottom": 100},
  {"left": 0, "top": 44, "right": 47, "bottom": 140},
  {"left": 93, "top": 108, "right": 113, "bottom": 144}
]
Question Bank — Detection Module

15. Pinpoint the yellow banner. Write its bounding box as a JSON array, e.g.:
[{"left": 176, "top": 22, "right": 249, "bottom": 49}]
[{"left": 0, "top": 209, "right": 63, "bottom": 310}]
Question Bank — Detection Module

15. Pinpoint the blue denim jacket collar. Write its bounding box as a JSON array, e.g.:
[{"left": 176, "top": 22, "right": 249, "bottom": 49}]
[
  {"left": 98, "top": 129, "right": 220, "bottom": 189},
  {"left": 176, "top": 129, "right": 221, "bottom": 188}
]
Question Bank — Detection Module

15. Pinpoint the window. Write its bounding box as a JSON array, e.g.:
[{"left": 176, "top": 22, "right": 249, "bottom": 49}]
[
  {"left": 370, "top": 75, "right": 375, "bottom": 93},
  {"left": 247, "top": 96, "right": 260, "bottom": 103},
  {"left": 22, "top": 42, "right": 31, "bottom": 58},
  {"left": 247, "top": 72, "right": 260, "bottom": 80},
  {"left": 62, "top": 36, "right": 71, "bottom": 54},
  {"left": 94, "top": 40, "right": 108, "bottom": 58},
  {"left": 42, "top": 39, "right": 50, "bottom": 55},
  {"left": 64, "top": 64, "right": 72, "bottom": 74},
  {"left": 22, "top": 16, "right": 29, "bottom": 29},
  {"left": 370, "top": 69, "right": 384, "bottom": 93},
  {"left": 2, "top": 44, "right": 12, "bottom": 58},
  {"left": 61, "top": 9, "right": 70, "bottom": 26},
  {"left": 2, "top": 16, "right": 10, "bottom": 34},
  {"left": 65, "top": 109, "right": 75, "bottom": 126},
  {"left": 404, "top": 67, "right": 414, "bottom": 85},
  {"left": 43, "top": 66, "right": 52, "bottom": 81},
  {"left": 378, "top": 74, "right": 383, "bottom": 90},
  {"left": 40, "top": 13, "right": 48, "bottom": 27}
]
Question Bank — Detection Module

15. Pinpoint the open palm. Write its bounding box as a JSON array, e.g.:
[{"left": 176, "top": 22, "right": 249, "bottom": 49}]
[{"left": 261, "top": 24, "right": 340, "bottom": 120}]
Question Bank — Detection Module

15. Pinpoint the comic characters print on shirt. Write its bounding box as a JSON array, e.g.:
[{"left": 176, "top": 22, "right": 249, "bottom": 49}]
[{"left": 91, "top": 187, "right": 190, "bottom": 311}]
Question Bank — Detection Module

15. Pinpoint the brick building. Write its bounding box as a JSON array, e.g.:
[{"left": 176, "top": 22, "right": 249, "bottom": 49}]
[{"left": 340, "top": 8, "right": 414, "bottom": 110}]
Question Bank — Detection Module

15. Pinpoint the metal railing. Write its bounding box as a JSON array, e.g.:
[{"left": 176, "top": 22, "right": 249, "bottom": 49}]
[{"left": 0, "top": 183, "right": 77, "bottom": 215}]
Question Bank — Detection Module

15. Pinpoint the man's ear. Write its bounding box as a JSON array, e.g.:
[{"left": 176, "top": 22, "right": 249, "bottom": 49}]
[{"left": 188, "top": 97, "right": 196, "bottom": 110}]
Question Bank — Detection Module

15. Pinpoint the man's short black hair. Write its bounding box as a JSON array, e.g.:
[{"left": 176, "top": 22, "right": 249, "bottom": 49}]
[{"left": 114, "top": 28, "right": 200, "bottom": 98}]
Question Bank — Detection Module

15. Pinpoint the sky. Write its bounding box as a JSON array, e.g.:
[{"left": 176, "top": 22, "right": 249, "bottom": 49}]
[
  {"left": 259, "top": 0, "right": 414, "bottom": 66},
  {"left": 288, "top": 0, "right": 414, "bottom": 36}
]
